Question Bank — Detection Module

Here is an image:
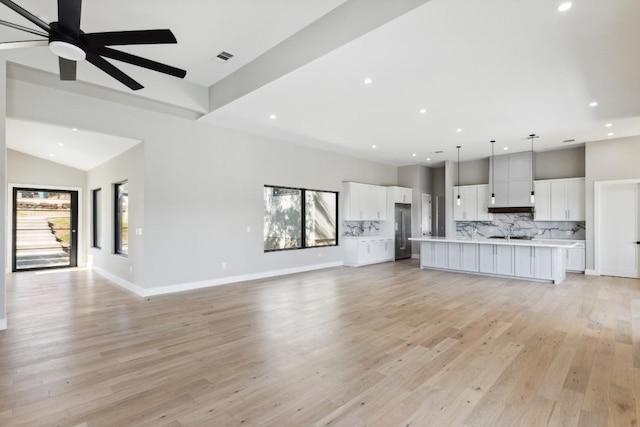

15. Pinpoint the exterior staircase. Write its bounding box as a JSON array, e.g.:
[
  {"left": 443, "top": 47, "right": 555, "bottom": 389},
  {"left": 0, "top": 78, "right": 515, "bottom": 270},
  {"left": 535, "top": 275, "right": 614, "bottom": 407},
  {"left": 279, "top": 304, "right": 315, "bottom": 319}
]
[{"left": 15, "top": 216, "right": 69, "bottom": 269}]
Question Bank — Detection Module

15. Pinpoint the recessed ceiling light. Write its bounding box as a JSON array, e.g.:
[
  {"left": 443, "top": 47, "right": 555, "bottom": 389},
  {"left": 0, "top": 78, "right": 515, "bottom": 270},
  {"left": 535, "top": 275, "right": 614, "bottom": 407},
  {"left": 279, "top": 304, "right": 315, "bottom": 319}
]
[
  {"left": 372, "top": 145, "right": 377, "bottom": 149},
  {"left": 426, "top": 157, "right": 431, "bottom": 161},
  {"left": 456, "top": 128, "right": 463, "bottom": 133},
  {"left": 589, "top": 101, "right": 598, "bottom": 107},
  {"left": 503, "top": 147, "right": 509, "bottom": 151},
  {"left": 605, "top": 123, "right": 613, "bottom": 127},
  {"left": 57, "top": 142, "right": 64, "bottom": 146},
  {"left": 49, "top": 153, "right": 55, "bottom": 157},
  {"left": 71, "top": 128, "right": 78, "bottom": 131},
  {"left": 419, "top": 108, "right": 427, "bottom": 114},
  {"left": 558, "top": 2, "right": 572, "bottom": 12},
  {"left": 363, "top": 78, "right": 373, "bottom": 85},
  {"left": 412, "top": 153, "right": 417, "bottom": 157},
  {"left": 269, "top": 114, "right": 277, "bottom": 120},
  {"left": 608, "top": 132, "right": 614, "bottom": 137}
]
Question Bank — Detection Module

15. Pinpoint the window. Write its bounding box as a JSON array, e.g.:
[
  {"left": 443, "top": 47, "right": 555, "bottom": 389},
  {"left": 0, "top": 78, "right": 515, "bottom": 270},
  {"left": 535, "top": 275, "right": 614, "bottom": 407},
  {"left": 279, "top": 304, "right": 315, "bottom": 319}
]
[
  {"left": 92, "top": 188, "right": 101, "bottom": 248},
  {"left": 114, "top": 181, "right": 129, "bottom": 255},
  {"left": 264, "top": 186, "right": 338, "bottom": 252}
]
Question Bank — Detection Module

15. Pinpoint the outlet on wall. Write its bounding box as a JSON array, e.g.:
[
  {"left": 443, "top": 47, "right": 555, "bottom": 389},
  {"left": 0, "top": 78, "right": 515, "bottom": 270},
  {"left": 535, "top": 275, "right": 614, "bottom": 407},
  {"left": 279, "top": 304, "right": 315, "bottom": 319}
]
[
  {"left": 246, "top": 226, "right": 251, "bottom": 233},
  {"left": 222, "top": 262, "right": 227, "bottom": 270}
]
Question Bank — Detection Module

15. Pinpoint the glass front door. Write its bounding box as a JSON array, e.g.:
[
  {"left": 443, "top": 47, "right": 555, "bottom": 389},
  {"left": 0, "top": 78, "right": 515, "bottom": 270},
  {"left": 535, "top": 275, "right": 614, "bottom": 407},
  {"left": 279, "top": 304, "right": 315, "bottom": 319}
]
[{"left": 13, "top": 188, "right": 78, "bottom": 271}]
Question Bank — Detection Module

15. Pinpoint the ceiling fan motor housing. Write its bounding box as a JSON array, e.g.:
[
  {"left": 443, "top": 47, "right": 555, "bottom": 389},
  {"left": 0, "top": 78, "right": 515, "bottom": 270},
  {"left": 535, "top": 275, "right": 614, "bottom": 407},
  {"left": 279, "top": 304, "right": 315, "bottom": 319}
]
[{"left": 48, "top": 22, "right": 86, "bottom": 61}]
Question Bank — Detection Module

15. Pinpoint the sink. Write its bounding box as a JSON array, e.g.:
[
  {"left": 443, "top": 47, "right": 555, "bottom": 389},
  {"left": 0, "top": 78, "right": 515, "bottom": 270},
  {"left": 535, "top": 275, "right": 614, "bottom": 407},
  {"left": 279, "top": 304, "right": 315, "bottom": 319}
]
[{"left": 487, "top": 235, "right": 533, "bottom": 240}]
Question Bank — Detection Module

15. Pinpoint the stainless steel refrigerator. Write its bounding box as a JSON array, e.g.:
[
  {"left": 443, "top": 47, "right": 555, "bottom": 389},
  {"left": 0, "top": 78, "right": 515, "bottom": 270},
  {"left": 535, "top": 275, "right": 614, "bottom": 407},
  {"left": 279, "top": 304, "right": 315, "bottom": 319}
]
[{"left": 394, "top": 203, "right": 412, "bottom": 260}]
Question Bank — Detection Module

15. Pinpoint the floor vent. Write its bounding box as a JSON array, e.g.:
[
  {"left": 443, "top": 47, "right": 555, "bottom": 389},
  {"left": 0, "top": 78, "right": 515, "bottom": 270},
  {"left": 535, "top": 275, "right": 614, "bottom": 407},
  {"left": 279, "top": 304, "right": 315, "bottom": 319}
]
[{"left": 215, "top": 51, "right": 234, "bottom": 63}]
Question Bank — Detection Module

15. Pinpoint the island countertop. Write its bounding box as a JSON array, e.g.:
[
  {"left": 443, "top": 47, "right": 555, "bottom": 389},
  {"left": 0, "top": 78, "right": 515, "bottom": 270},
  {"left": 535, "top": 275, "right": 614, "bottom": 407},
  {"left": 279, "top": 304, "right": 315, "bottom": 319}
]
[{"left": 409, "top": 236, "right": 579, "bottom": 249}]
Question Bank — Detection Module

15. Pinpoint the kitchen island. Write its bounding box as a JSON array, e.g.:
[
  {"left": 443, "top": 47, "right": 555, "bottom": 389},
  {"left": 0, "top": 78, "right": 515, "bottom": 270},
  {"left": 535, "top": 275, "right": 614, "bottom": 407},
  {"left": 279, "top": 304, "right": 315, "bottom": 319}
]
[{"left": 409, "top": 237, "right": 579, "bottom": 284}]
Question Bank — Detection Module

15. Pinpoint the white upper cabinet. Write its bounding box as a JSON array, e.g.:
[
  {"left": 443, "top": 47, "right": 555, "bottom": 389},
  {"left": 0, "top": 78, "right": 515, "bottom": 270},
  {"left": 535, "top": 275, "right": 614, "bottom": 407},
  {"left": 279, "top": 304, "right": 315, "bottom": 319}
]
[
  {"left": 388, "top": 186, "right": 412, "bottom": 204},
  {"left": 534, "top": 178, "right": 585, "bottom": 221},
  {"left": 565, "top": 179, "right": 585, "bottom": 220},
  {"left": 342, "top": 182, "right": 387, "bottom": 221},
  {"left": 476, "top": 185, "right": 492, "bottom": 221},
  {"left": 453, "top": 184, "right": 492, "bottom": 221},
  {"left": 533, "top": 181, "right": 552, "bottom": 221},
  {"left": 489, "top": 152, "right": 534, "bottom": 207}
]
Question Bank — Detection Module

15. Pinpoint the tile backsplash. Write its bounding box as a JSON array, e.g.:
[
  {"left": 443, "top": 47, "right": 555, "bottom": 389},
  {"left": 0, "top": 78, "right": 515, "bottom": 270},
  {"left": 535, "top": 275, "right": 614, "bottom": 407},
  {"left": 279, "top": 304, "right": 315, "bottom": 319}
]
[
  {"left": 343, "top": 221, "right": 382, "bottom": 236},
  {"left": 456, "top": 213, "right": 585, "bottom": 240}
]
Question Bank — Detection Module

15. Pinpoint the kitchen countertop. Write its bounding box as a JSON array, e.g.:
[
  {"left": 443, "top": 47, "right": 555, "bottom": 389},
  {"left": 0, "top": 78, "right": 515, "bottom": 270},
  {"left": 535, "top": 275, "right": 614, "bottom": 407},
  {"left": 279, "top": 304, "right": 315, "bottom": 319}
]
[{"left": 409, "top": 236, "right": 579, "bottom": 248}]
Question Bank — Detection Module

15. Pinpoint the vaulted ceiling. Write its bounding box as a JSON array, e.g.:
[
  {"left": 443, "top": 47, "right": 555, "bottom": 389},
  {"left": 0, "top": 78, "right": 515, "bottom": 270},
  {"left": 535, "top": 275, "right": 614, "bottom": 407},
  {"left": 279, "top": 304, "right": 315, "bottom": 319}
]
[{"left": 3, "top": 0, "right": 640, "bottom": 168}]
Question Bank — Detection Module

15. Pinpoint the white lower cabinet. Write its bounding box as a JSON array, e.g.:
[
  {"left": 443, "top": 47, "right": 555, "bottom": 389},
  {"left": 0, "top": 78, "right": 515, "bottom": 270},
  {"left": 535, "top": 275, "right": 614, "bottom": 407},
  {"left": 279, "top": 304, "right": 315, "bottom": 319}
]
[
  {"left": 448, "top": 243, "right": 478, "bottom": 272},
  {"left": 344, "top": 237, "right": 393, "bottom": 266},
  {"left": 479, "top": 245, "right": 514, "bottom": 275},
  {"left": 496, "top": 246, "right": 514, "bottom": 276},
  {"left": 566, "top": 242, "right": 586, "bottom": 272},
  {"left": 421, "top": 242, "right": 448, "bottom": 269},
  {"left": 479, "top": 245, "right": 496, "bottom": 274},
  {"left": 514, "top": 246, "right": 553, "bottom": 280},
  {"left": 378, "top": 238, "right": 394, "bottom": 262}
]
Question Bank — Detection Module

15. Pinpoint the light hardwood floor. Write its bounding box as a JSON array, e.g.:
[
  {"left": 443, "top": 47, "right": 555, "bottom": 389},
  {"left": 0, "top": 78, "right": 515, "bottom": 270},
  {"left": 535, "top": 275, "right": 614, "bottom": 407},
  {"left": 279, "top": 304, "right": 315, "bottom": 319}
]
[{"left": 1, "top": 261, "right": 639, "bottom": 426}]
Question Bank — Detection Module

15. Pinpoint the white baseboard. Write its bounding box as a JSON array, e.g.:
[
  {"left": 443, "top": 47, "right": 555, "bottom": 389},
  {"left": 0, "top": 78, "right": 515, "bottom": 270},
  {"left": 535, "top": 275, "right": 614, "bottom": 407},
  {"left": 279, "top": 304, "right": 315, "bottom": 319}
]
[
  {"left": 92, "top": 267, "right": 147, "bottom": 296},
  {"left": 585, "top": 269, "right": 599, "bottom": 276},
  {"left": 94, "top": 261, "right": 344, "bottom": 298},
  {"left": 0, "top": 317, "right": 6, "bottom": 330}
]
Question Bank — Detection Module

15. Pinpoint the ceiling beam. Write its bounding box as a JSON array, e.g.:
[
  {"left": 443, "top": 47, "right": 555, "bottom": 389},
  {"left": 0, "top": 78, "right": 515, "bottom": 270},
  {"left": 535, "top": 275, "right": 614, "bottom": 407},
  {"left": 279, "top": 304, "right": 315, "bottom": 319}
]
[{"left": 206, "top": 0, "right": 432, "bottom": 113}]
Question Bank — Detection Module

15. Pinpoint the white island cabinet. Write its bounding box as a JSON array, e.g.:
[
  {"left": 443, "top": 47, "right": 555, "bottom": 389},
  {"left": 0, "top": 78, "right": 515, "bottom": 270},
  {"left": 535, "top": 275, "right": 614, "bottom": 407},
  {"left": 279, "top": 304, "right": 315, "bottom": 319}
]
[{"left": 410, "top": 237, "right": 577, "bottom": 284}]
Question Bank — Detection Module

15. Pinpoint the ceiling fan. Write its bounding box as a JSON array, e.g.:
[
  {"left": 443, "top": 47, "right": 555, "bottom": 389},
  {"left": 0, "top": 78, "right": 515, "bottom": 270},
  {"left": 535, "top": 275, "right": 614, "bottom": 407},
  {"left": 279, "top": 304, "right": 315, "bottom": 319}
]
[{"left": 0, "top": 0, "right": 186, "bottom": 90}]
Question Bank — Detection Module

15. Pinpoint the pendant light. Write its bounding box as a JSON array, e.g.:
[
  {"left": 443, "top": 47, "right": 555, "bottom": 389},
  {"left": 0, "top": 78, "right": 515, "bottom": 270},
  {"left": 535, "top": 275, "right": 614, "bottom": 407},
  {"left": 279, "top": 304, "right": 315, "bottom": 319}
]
[
  {"left": 490, "top": 140, "right": 496, "bottom": 204},
  {"left": 456, "top": 145, "right": 461, "bottom": 206},
  {"left": 528, "top": 134, "right": 537, "bottom": 203}
]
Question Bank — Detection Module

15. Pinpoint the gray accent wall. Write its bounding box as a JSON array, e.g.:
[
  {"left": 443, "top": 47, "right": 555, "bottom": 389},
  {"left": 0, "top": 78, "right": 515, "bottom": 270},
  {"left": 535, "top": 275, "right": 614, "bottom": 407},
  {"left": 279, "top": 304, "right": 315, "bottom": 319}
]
[
  {"left": 535, "top": 147, "right": 585, "bottom": 180},
  {"left": 7, "top": 78, "right": 396, "bottom": 293},
  {"left": 459, "top": 158, "right": 489, "bottom": 185},
  {"left": 398, "top": 165, "right": 433, "bottom": 254},
  {"left": 585, "top": 136, "right": 640, "bottom": 271}
]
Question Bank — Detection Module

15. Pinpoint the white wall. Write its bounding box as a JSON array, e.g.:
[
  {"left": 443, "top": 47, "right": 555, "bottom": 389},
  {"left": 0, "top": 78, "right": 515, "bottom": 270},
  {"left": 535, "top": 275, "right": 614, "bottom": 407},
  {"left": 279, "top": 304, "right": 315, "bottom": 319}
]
[
  {"left": 1, "top": 60, "right": 6, "bottom": 328},
  {"left": 585, "top": 136, "right": 640, "bottom": 270},
  {"left": 7, "top": 150, "right": 88, "bottom": 267},
  {"left": 87, "top": 144, "right": 144, "bottom": 287},
  {"left": 7, "top": 78, "right": 396, "bottom": 294}
]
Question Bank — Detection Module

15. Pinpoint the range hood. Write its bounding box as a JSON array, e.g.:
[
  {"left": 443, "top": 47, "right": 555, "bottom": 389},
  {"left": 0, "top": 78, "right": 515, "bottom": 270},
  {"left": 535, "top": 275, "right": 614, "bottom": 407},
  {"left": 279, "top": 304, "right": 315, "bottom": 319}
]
[{"left": 488, "top": 206, "right": 534, "bottom": 215}]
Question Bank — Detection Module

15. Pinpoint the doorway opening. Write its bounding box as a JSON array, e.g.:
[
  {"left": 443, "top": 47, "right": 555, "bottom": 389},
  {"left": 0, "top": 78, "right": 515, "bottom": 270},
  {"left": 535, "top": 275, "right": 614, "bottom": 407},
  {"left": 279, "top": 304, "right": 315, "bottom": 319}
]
[{"left": 12, "top": 187, "right": 78, "bottom": 271}]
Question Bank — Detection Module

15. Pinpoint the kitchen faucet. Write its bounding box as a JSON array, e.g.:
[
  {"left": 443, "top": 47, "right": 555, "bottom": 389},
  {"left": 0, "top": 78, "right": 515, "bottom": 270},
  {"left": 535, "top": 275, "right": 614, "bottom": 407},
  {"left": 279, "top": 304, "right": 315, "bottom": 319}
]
[{"left": 506, "top": 223, "right": 514, "bottom": 241}]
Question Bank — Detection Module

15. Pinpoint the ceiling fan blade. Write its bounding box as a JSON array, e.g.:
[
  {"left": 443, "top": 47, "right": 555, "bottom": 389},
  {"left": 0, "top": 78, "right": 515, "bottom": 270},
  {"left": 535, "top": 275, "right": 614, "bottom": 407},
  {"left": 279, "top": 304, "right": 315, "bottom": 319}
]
[
  {"left": 59, "top": 57, "right": 76, "bottom": 80},
  {"left": 83, "top": 29, "right": 176, "bottom": 48},
  {"left": 0, "top": 0, "right": 50, "bottom": 32},
  {"left": 57, "top": 0, "right": 81, "bottom": 37},
  {"left": 0, "top": 39, "right": 47, "bottom": 50},
  {"left": 86, "top": 53, "right": 143, "bottom": 90},
  {"left": 91, "top": 47, "right": 186, "bottom": 79},
  {"left": 0, "top": 19, "right": 49, "bottom": 37}
]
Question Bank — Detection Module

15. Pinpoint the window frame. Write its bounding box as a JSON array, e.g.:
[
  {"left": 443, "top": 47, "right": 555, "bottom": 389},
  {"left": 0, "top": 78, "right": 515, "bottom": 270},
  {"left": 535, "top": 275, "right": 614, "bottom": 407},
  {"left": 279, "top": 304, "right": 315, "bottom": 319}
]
[
  {"left": 263, "top": 185, "right": 339, "bottom": 253},
  {"left": 91, "top": 188, "right": 102, "bottom": 249},
  {"left": 114, "top": 181, "right": 129, "bottom": 256}
]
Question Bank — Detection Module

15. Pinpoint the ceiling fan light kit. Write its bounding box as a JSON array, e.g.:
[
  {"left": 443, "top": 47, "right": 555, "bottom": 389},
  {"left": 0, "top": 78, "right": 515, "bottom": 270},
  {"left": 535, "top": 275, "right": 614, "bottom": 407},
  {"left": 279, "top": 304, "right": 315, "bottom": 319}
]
[
  {"left": 49, "top": 40, "right": 85, "bottom": 61},
  {"left": 0, "top": 0, "right": 186, "bottom": 90}
]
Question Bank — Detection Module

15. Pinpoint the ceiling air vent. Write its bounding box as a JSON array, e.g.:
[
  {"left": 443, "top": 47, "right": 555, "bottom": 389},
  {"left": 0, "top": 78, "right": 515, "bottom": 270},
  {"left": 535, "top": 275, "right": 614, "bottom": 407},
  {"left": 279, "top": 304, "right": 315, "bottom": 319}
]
[
  {"left": 563, "top": 139, "right": 575, "bottom": 143},
  {"left": 215, "top": 51, "right": 234, "bottom": 63}
]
